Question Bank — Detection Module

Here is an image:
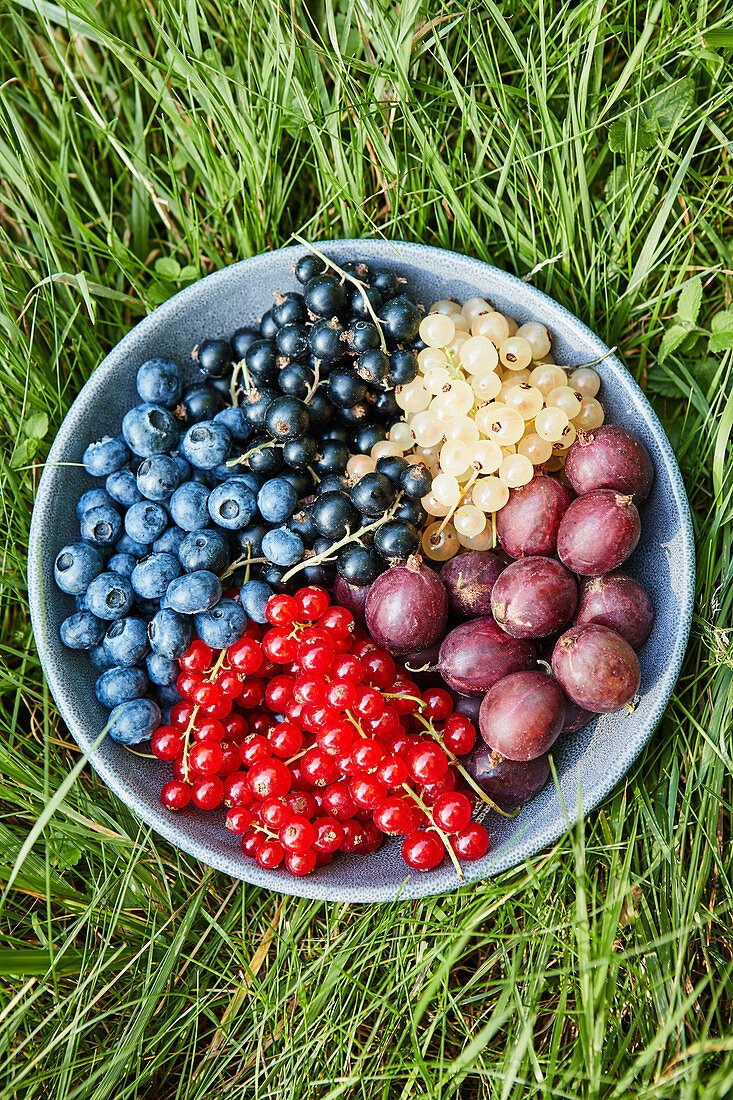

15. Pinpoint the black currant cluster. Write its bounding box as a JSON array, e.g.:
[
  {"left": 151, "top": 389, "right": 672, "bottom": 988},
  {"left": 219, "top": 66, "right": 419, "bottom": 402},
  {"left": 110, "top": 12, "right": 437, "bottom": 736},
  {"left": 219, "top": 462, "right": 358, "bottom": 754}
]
[{"left": 194, "top": 253, "right": 432, "bottom": 592}]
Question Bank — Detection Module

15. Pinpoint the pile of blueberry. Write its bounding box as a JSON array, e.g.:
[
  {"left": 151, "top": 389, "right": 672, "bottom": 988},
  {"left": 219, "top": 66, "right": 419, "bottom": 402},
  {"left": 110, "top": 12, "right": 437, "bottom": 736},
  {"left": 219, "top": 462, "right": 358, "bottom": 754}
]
[{"left": 54, "top": 252, "right": 432, "bottom": 742}]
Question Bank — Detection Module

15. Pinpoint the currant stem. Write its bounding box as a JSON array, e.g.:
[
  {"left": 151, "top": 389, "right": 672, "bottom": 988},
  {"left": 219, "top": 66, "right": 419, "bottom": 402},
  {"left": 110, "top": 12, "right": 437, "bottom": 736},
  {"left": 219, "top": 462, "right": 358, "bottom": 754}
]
[
  {"left": 219, "top": 556, "right": 269, "bottom": 582},
  {"left": 437, "top": 467, "right": 480, "bottom": 535},
  {"left": 401, "top": 783, "right": 465, "bottom": 883},
  {"left": 227, "top": 440, "right": 280, "bottom": 468},
  {"left": 181, "top": 704, "right": 201, "bottom": 783},
  {"left": 292, "top": 233, "right": 388, "bottom": 354},
  {"left": 304, "top": 358, "right": 321, "bottom": 404}
]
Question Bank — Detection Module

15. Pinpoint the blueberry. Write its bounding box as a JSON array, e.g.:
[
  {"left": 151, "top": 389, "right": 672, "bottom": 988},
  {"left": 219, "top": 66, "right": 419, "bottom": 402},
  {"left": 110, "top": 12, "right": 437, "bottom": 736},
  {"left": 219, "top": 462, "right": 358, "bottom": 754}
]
[
  {"left": 125, "top": 501, "right": 168, "bottom": 544},
  {"left": 312, "top": 491, "right": 359, "bottom": 539},
  {"left": 80, "top": 504, "right": 123, "bottom": 546},
  {"left": 304, "top": 273, "right": 345, "bottom": 316},
  {"left": 156, "top": 684, "right": 183, "bottom": 712},
  {"left": 294, "top": 253, "right": 327, "bottom": 284},
  {"left": 400, "top": 463, "right": 432, "bottom": 499},
  {"left": 136, "top": 358, "right": 183, "bottom": 408},
  {"left": 106, "top": 467, "right": 144, "bottom": 508},
  {"left": 272, "top": 291, "right": 307, "bottom": 327},
  {"left": 131, "top": 552, "right": 182, "bottom": 599},
  {"left": 265, "top": 396, "right": 309, "bottom": 442},
  {"left": 54, "top": 542, "right": 104, "bottom": 594},
  {"left": 95, "top": 666, "right": 149, "bottom": 708},
  {"left": 164, "top": 570, "right": 222, "bottom": 614},
  {"left": 136, "top": 455, "right": 181, "bottom": 501},
  {"left": 122, "top": 403, "right": 179, "bottom": 457},
  {"left": 182, "top": 420, "right": 232, "bottom": 470},
  {"left": 235, "top": 524, "right": 266, "bottom": 559},
  {"left": 108, "top": 552, "right": 138, "bottom": 579},
  {"left": 83, "top": 436, "right": 131, "bottom": 477},
  {"left": 90, "top": 643, "right": 115, "bottom": 671},
  {"left": 77, "top": 489, "right": 115, "bottom": 521},
  {"left": 107, "top": 698, "right": 161, "bottom": 745},
  {"left": 206, "top": 479, "right": 257, "bottom": 531},
  {"left": 60, "top": 611, "right": 105, "bottom": 649},
  {"left": 179, "top": 529, "right": 230, "bottom": 573},
  {"left": 181, "top": 384, "right": 225, "bottom": 423},
  {"left": 281, "top": 471, "right": 312, "bottom": 497},
  {"left": 103, "top": 617, "right": 150, "bottom": 667},
  {"left": 154, "top": 526, "right": 187, "bottom": 556},
  {"left": 261, "top": 527, "right": 303, "bottom": 567},
  {"left": 257, "top": 478, "right": 298, "bottom": 524},
  {"left": 350, "top": 472, "right": 396, "bottom": 517},
  {"left": 234, "top": 470, "right": 263, "bottom": 495},
  {"left": 145, "top": 653, "right": 179, "bottom": 687},
  {"left": 172, "top": 454, "right": 192, "bottom": 482},
  {"left": 214, "top": 406, "right": 252, "bottom": 443},
  {"left": 85, "top": 572, "right": 135, "bottom": 620},
  {"left": 148, "top": 607, "right": 192, "bottom": 659},
  {"left": 231, "top": 326, "right": 260, "bottom": 361},
  {"left": 198, "top": 338, "right": 232, "bottom": 379},
  {"left": 169, "top": 482, "right": 210, "bottom": 531},
  {"left": 115, "top": 533, "right": 150, "bottom": 559},
  {"left": 239, "top": 579, "right": 273, "bottom": 624},
  {"left": 75, "top": 592, "right": 89, "bottom": 611},
  {"left": 193, "top": 598, "right": 248, "bottom": 648},
  {"left": 134, "top": 597, "right": 161, "bottom": 621}
]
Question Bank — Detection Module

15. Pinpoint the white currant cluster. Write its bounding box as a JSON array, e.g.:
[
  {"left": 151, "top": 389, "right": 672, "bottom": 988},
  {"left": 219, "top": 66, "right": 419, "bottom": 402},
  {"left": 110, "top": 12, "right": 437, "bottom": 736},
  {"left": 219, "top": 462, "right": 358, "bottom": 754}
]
[{"left": 388, "top": 297, "right": 605, "bottom": 562}]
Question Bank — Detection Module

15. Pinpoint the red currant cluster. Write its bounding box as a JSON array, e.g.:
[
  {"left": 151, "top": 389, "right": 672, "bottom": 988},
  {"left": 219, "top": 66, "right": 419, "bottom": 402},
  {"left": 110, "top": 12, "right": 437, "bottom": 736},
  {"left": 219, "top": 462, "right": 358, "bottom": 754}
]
[{"left": 152, "top": 585, "right": 490, "bottom": 878}]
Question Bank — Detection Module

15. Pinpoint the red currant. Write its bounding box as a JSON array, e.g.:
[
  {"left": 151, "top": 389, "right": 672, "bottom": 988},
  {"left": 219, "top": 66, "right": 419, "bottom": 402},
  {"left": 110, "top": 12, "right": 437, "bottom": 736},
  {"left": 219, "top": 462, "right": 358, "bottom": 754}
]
[
  {"left": 223, "top": 772, "right": 254, "bottom": 807},
  {"left": 243, "top": 620, "right": 262, "bottom": 641},
  {"left": 265, "top": 674, "right": 295, "bottom": 711},
  {"left": 268, "top": 721, "right": 303, "bottom": 759},
  {"left": 361, "top": 648, "right": 396, "bottom": 689},
  {"left": 192, "top": 717, "right": 225, "bottom": 743},
  {"left": 248, "top": 758, "right": 291, "bottom": 799},
  {"left": 365, "top": 706, "right": 400, "bottom": 740},
  {"left": 353, "top": 686, "right": 384, "bottom": 721},
  {"left": 292, "top": 674, "right": 325, "bottom": 706},
  {"left": 353, "top": 821, "right": 384, "bottom": 854},
  {"left": 339, "top": 819, "right": 366, "bottom": 852},
  {"left": 321, "top": 781, "right": 357, "bottom": 821},
  {"left": 190, "top": 680, "right": 220, "bottom": 708},
  {"left": 179, "top": 639, "right": 212, "bottom": 674},
  {"left": 285, "top": 848, "right": 316, "bottom": 876},
  {"left": 442, "top": 714, "right": 476, "bottom": 755},
  {"left": 284, "top": 699, "right": 309, "bottom": 727},
  {"left": 295, "top": 585, "right": 330, "bottom": 620},
  {"left": 297, "top": 638, "right": 334, "bottom": 675},
  {"left": 300, "top": 747, "right": 340, "bottom": 788},
  {"left": 240, "top": 828, "right": 261, "bottom": 857},
  {"left": 420, "top": 768, "right": 458, "bottom": 804},
  {"left": 200, "top": 695, "right": 232, "bottom": 719},
  {"left": 260, "top": 798, "right": 293, "bottom": 829},
  {"left": 176, "top": 670, "right": 199, "bottom": 700},
  {"left": 279, "top": 815, "right": 315, "bottom": 853},
  {"left": 218, "top": 741, "right": 242, "bottom": 777},
  {"left": 375, "top": 755, "right": 409, "bottom": 789},
  {"left": 191, "top": 776, "right": 224, "bottom": 810},
  {"left": 237, "top": 677, "right": 265, "bottom": 709},
  {"left": 248, "top": 707, "right": 275, "bottom": 735},
  {"left": 373, "top": 796, "right": 417, "bottom": 835},
  {"left": 422, "top": 687, "right": 453, "bottom": 721},
  {"left": 286, "top": 790, "right": 317, "bottom": 819},
  {"left": 225, "top": 807, "right": 252, "bottom": 833},
  {"left": 307, "top": 704, "right": 340, "bottom": 732},
  {"left": 312, "top": 816, "right": 344, "bottom": 854},
  {"left": 406, "top": 742, "right": 449, "bottom": 785},
  {"left": 221, "top": 713, "right": 248, "bottom": 743},
  {"left": 331, "top": 654, "right": 364, "bottom": 684},
  {"left": 160, "top": 779, "right": 191, "bottom": 810},
  {"left": 317, "top": 606, "right": 353, "bottom": 639},
  {"left": 350, "top": 739, "right": 384, "bottom": 772},
  {"left": 239, "top": 735, "right": 272, "bottom": 767},
  {"left": 213, "top": 669, "right": 241, "bottom": 698},
  {"left": 228, "top": 636, "right": 264, "bottom": 675},
  {"left": 402, "top": 829, "right": 444, "bottom": 870},
  {"left": 325, "top": 679, "right": 357, "bottom": 712},
  {"left": 317, "top": 721, "right": 354, "bottom": 757},
  {"left": 189, "top": 741, "right": 223, "bottom": 776},
  {"left": 263, "top": 627, "right": 299, "bottom": 664},
  {"left": 450, "top": 822, "right": 489, "bottom": 860},
  {"left": 265, "top": 592, "right": 300, "bottom": 626},
  {"left": 348, "top": 774, "right": 386, "bottom": 811},
  {"left": 432, "top": 792, "right": 472, "bottom": 834},
  {"left": 389, "top": 679, "right": 421, "bottom": 715},
  {"left": 256, "top": 839, "right": 285, "bottom": 868},
  {"left": 151, "top": 726, "right": 183, "bottom": 761},
  {"left": 170, "top": 700, "right": 196, "bottom": 729}
]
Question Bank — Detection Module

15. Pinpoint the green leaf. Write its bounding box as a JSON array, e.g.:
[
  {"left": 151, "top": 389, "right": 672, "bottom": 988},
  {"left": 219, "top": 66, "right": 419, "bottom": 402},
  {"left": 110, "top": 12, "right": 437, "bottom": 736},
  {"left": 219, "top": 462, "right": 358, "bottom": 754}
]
[
  {"left": 10, "top": 439, "right": 31, "bottom": 469},
  {"left": 646, "top": 364, "right": 684, "bottom": 398},
  {"left": 677, "top": 277, "right": 702, "bottom": 324},
  {"left": 48, "top": 834, "right": 84, "bottom": 871},
  {"left": 154, "top": 257, "right": 181, "bottom": 278},
  {"left": 711, "top": 307, "right": 733, "bottom": 333},
  {"left": 659, "top": 324, "right": 688, "bottom": 362},
  {"left": 646, "top": 77, "right": 695, "bottom": 130},
  {"left": 608, "top": 115, "right": 656, "bottom": 153},
  {"left": 709, "top": 328, "right": 733, "bottom": 353},
  {"left": 179, "top": 265, "right": 198, "bottom": 280}
]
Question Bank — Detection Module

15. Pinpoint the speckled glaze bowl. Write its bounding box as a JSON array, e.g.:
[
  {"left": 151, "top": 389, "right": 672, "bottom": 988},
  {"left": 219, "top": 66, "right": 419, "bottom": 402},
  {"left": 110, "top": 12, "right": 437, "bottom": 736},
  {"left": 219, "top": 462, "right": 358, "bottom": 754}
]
[{"left": 28, "top": 240, "right": 695, "bottom": 902}]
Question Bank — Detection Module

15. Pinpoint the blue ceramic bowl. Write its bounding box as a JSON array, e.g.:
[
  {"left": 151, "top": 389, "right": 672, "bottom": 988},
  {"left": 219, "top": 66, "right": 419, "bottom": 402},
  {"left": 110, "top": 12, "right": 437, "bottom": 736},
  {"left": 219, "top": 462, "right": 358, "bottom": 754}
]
[{"left": 28, "top": 240, "right": 695, "bottom": 902}]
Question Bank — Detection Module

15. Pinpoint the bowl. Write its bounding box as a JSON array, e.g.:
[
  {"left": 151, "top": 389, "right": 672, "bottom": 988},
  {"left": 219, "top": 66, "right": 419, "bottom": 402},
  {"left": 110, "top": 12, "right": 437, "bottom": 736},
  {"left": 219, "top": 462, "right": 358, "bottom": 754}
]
[{"left": 28, "top": 239, "right": 695, "bottom": 902}]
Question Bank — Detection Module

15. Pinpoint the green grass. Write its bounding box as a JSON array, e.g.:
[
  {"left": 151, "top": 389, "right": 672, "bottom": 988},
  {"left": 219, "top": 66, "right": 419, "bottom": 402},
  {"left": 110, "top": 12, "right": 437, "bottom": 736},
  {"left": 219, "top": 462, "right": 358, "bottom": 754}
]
[{"left": 1, "top": 0, "right": 732, "bottom": 1096}]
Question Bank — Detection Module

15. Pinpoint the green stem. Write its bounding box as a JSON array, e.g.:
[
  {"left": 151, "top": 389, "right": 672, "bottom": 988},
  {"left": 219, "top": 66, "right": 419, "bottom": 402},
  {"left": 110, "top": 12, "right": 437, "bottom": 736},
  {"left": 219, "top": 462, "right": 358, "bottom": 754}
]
[
  {"left": 227, "top": 440, "right": 280, "bottom": 469},
  {"left": 401, "top": 783, "right": 465, "bottom": 882}
]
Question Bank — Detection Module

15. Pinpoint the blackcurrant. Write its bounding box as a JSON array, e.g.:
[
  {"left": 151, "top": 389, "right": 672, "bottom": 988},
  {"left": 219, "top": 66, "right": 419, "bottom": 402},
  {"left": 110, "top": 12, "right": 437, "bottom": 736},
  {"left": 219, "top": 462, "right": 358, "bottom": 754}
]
[
  {"left": 372, "top": 390, "right": 402, "bottom": 422},
  {"left": 375, "top": 454, "right": 409, "bottom": 483},
  {"left": 348, "top": 284, "right": 383, "bottom": 320},
  {"left": 355, "top": 349, "right": 389, "bottom": 385},
  {"left": 373, "top": 519, "right": 419, "bottom": 561},
  {"left": 337, "top": 403, "right": 369, "bottom": 427},
  {"left": 231, "top": 326, "right": 260, "bottom": 361},
  {"left": 294, "top": 254, "right": 327, "bottom": 284},
  {"left": 349, "top": 472, "right": 396, "bottom": 517},
  {"left": 265, "top": 396, "right": 310, "bottom": 441},
  {"left": 393, "top": 496, "right": 427, "bottom": 527},
  {"left": 379, "top": 295, "right": 420, "bottom": 343},
  {"left": 283, "top": 436, "right": 317, "bottom": 469},
  {"left": 272, "top": 291, "right": 307, "bottom": 327},
  {"left": 400, "top": 462, "right": 432, "bottom": 499},
  {"left": 198, "top": 338, "right": 232, "bottom": 378},
  {"left": 304, "top": 274, "right": 346, "bottom": 316},
  {"left": 276, "top": 323, "right": 309, "bottom": 360},
  {"left": 247, "top": 437, "right": 284, "bottom": 476},
  {"left": 306, "top": 391, "right": 333, "bottom": 429},
  {"left": 321, "top": 424, "right": 349, "bottom": 444},
  {"left": 182, "top": 385, "right": 226, "bottom": 423},
  {"left": 371, "top": 270, "right": 400, "bottom": 297},
  {"left": 316, "top": 474, "right": 349, "bottom": 496},
  {"left": 243, "top": 387, "right": 276, "bottom": 429},
  {"left": 259, "top": 310, "right": 279, "bottom": 339},
  {"left": 262, "top": 563, "right": 298, "bottom": 594},
  {"left": 279, "top": 362, "right": 313, "bottom": 398},
  {"left": 308, "top": 318, "right": 345, "bottom": 362},
  {"left": 337, "top": 544, "right": 382, "bottom": 586},
  {"left": 327, "top": 367, "right": 366, "bottom": 409},
  {"left": 312, "top": 491, "right": 360, "bottom": 539},
  {"left": 281, "top": 471, "right": 312, "bottom": 497},
  {"left": 350, "top": 422, "right": 387, "bottom": 454},
  {"left": 245, "top": 340, "right": 278, "bottom": 384},
  {"left": 342, "top": 260, "right": 371, "bottom": 281},
  {"left": 343, "top": 320, "right": 380, "bottom": 354},
  {"left": 289, "top": 507, "right": 318, "bottom": 542},
  {"left": 387, "top": 347, "right": 419, "bottom": 386},
  {"left": 313, "top": 439, "right": 349, "bottom": 476}
]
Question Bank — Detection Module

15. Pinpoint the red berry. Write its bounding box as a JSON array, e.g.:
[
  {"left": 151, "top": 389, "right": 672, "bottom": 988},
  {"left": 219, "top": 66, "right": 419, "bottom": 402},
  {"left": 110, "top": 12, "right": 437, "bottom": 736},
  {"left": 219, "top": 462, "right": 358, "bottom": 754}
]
[
  {"left": 263, "top": 627, "right": 299, "bottom": 663},
  {"left": 422, "top": 688, "right": 453, "bottom": 721},
  {"left": 312, "top": 816, "right": 344, "bottom": 854},
  {"left": 218, "top": 741, "right": 241, "bottom": 777},
  {"left": 189, "top": 741, "right": 223, "bottom": 776},
  {"left": 407, "top": 742, "right": 449, "bottom": 785},
  {"left": 265, "top": 674, "right": 294, "bottom": 711},
  {"left": 339, "top": 819, "right": 366, "bottom": 852},
  {"left": 292, "top": 674, "right": 325, "bottom": 706},
  {"left": 307, "top": 704, "right": 340, "bottom": 732},
  {"left": 321, "top": 781, "right": 357, "bottom": 821},
  {"left": 266, "top": 593, "right": 300, "bottom": 626},
  {"left": 192, "top": 717, "right": 225, "bottom": 743},
  {"left": 170, "top": 700, "right": 196, "bottom": 729},
  {"left": 243, "top": 620, "right": 262, "bottom": 641},
  {"left": 237, "top": 677, "right": 265, "bottom": 709},
  {"left": 348, "top": 774, "right": 386, "bottom": 810},
  {"left": 373, "top": 796, "right": 417, "bottom": 835},
  {"left": 256, "top": 839, "right": 285, "bottom": 868},
  {"left": 442, "top": 714, "right": 476, "bottom": 755},
  {"left": 189, "top": 680, "right": 219, "bottom": 708},
  {"left": 240, "top": 828, "right": 261, "bottom": 857},
  {"left": 285, "top": 848, "right": 316, "bottom": 876},
  {"left": 215, "top": 669, "right": 243, "bottom": 698},
  {"left": 387, "top": 732, "right": 419, "bottom": 758},
  {"left": 389, "top": 679, "right": 421, "bottom": 715},
  {"left": 432, "top": 792, "right": 472, "bottom": 834},
  {"left": 332, "top": 635, "right": 352, "bottom": 654},
  {"left": 295, "top": 585, "right": 330, "bottom": 620},
  {"left": 228, "top": 636, "right": 264, "bottom": 675},
  {"left": 331, "top": 654, "right": 364, "bottom": 684},
  {"left": 151, "top": 726, "right": 183, "bottom": 761},
  {"left": 176, "top": 670, "right": 199, "bottom": 700},
  {"left": 375, "top": 755, "right": 409, "bottom": 789},
  {"left": 353, "top": 686, "right": 384, "bottom": 721},
  {"left": 316, "top": 721, "right": 354, "bottom": 757},
  {"left": 317, "top": 606, "right": 353, "bottom": 639},
  {"left": 361, "top": 648, "right": 396, "bottom": 689},
  {"left": 223, "top": 772, "right": 253, "bottom": 807},
  {"left": 268, "top": 721, "right": 303, "bottom": 758},
  {"left": 325, "top": 679, "right": 357, "bottom": 712},
  {"left": 260, "top": 798, "right": 293, "bottom": 829},
  {"left": 239, "top": 735, "right": 272, "bottom": 767},
  {"left": 179, "top": 640, "right": 212, "bottom": 673},
  {"left": 420, "top": 768, "right": 457, "bottom": 804},
  {"left": 300, "top": 747, "right": 341, "bottom": 788},
  {"left": 172, "top": 753, "right": 186, "bottom": 781},
  {"left": 248, "top": 758, "right": 291, "bottom": 799},
  {"left": 191, "top": 776, "right": 224, "bottom": 810},
  {"left": 285, "top": 699, "right": 309, "bottom": 727},
  {"left": 279, "top": 815, "right": 315, "bottom": 853},
  {"left": 353, "top": 821, "right": 384, "bottom": 854},
  {"left": 161, "top": 779, "right": 191, "bottom": 810},
  {"left": 225, "top": 807, "right": 252, "bottom": 833},
  {"left": 350, "top": 739, "right": 384, "bottom": 772},
  {"left": 221, "top": 713, "right": 248, "bottom": 743},
  {"left": 297, "top": 637, "right": 335, "bottom": 675},
  {"left": 286, "top": 790, "right": 317, "bottom": 819},
  {"left": 402, "top": 829, "right": 444, "bottom": 870},
  {"left": 450, "top": 822, "right": 489, "bottom": 861},
  {"left": 200, "top": 695, "right": 232, "bottom": 719},
  {"left": 248, "top": 707, "right": 275, "bottom": 735},
  {"left": 365, "top": 706, "right": 400, "bottom": 740}
]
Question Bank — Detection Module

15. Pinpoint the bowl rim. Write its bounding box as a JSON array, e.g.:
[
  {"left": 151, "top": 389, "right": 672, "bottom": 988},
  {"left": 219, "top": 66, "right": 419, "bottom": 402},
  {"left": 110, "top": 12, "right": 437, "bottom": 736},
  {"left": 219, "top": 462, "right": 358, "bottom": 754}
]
[{"left": 28, "top": 238, "right": 696, "bottom": 902}]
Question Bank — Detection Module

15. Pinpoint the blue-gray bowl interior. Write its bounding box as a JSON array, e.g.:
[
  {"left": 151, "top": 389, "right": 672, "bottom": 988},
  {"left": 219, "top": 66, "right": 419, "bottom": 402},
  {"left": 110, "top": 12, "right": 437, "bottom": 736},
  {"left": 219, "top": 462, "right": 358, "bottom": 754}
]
[{"left": 28, "top": 240, "right": 695, "bottom": 902}]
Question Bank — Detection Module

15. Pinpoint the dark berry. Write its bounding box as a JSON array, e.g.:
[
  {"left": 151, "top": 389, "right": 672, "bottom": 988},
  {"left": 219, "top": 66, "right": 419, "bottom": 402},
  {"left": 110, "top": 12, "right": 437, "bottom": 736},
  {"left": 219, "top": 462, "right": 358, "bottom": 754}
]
[
  {"left": 275, "top": 323, "right": 309, "bottom": 360},
  {"left": 243, "top": 388, "right": 276, "bottom": 429},
  {"left": 245, "top": 340, "right": 278, "bottom": 385},
  {"left": 371, "top": 270, "right": 400, "bottom": 297},
  {"left": 316, "top": 474, "right": 349, "bottom": 495},
  {"left": 283, "top": 436, "right": 317, "bottom": 469},
  {"left": 198, "top": 338, "right": 232, "bottom": 378},
  {"left": 349, "top": 472, "right": 396, "bottom": 517},
  {"left": 350, "top": 422, "right": 387, "bottom": 454},
  {"left": 294, "top": 253, "right": 327, "bottom": 284},
  {"left": 259, "top": 310, "right": 279, "bottom": 339},
  {"left": 387, "top": 347, "right": 419, "bottom": 386},
  {"left": 265, "top": 396, "right": 310, "bottom": 441},
  {"left": 312, "top": 491, "right": 360, "bottom": 539},
  {"left": 375, "top": 454, "right": 409, "bottom": 483},
  {"left": 313, "top": 439, "right": 349, "bottom": 477},
  {"left": 181, "top": 385, "right": 226, "bottom": 423},
  {"left": 305, "top": 390, "right": 332, "bottom": 428},
  {"left": 348, "top": 284, "right": 383, "bottom": 320},
  {"left": 380, "top": 295, "right": 420, "bottom": 343},
  {"left": 371, "top": 390, "right": 402, "bottom": 423},
  {"left": 304, "top": 274, "right": 346, "bottom": 316},
  {"left": 337, "top": 544, "right": 382, "bottom": 586},
  {"left": 374, "top": 520, "right": 419, "bottom": 561},
  {"left": 272, "top": 291, "right": 307, "bottom": 327},
  {"left": 278, "top": 362, "right": 313, "bottom": 398},
  {"left": 247, "top": 436, "right": 284, "bottom": 476},
  {"left": 343, "top": 320, "right": 380, "bottom": 354},
  {"left": 400, "top": 463, "right": 432, "bottom": 499},
  {"left": 327, "top": 367, "right": 366, "bottom": 409},
  {"left": 231, "top": 326, "right": 259, "bottom": 361},
  {"left": 355, "top": 349, "right": 389, "bottom": 385},
  {"left": 309, "top": 317, "right": 346, "bottom": 361},
  {"left": 338, "top": 403, "right": 369, "bottom": 427}
]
